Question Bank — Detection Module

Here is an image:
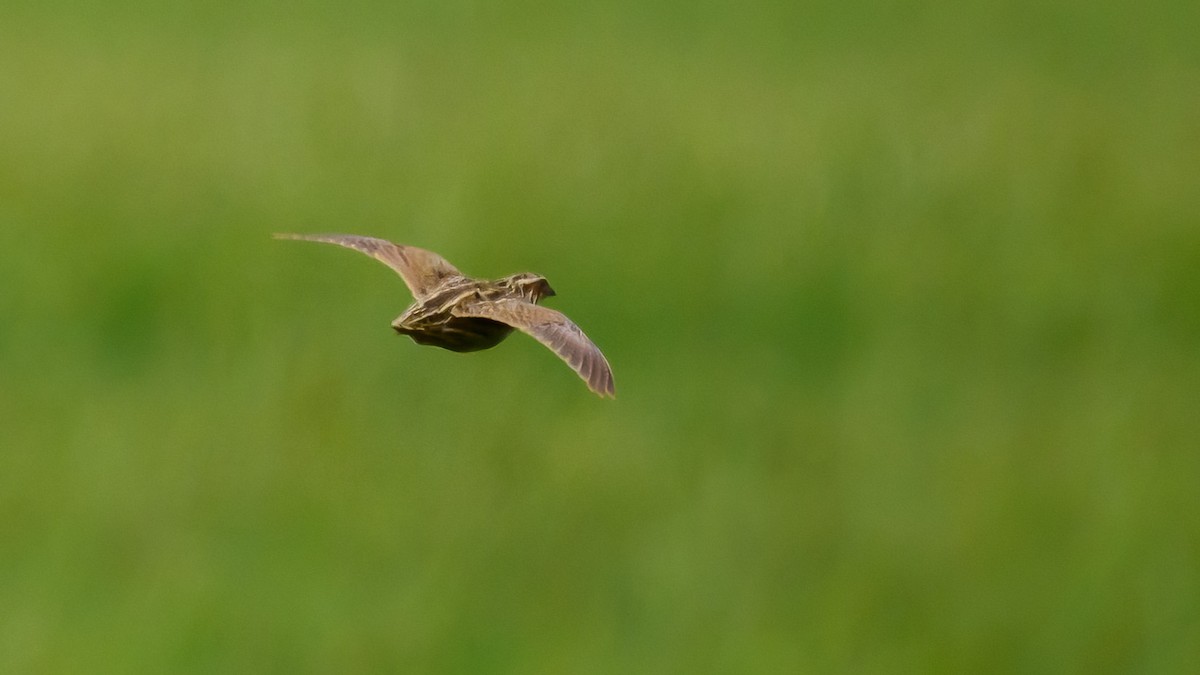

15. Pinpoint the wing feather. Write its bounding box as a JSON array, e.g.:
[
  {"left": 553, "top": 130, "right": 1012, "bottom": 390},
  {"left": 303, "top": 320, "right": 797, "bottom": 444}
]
[
  {"left": 454, "top": 299, "right": 615, "bottom": 398},
  {"left": 273, "top": 233, "right": 462, "bottom": 300}
]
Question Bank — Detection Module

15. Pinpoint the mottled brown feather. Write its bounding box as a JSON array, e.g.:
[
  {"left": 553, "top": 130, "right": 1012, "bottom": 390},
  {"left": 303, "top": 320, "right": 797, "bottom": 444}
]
[
  {"left": 277, "top": 232, "right": 614, "bottom": 398},
  {"left": 454, "top": 298, "right": 616, "bottom": 398},
  {"left": 272, "top": 233, "right": 463, "bottom": 301}
]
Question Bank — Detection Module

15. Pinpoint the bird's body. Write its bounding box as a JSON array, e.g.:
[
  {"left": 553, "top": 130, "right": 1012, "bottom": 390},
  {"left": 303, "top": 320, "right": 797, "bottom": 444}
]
[
  {"left": 396, "top": 311, "right": 514, "bottom": 353},
  {"left": 274, "top": 233, "right": 615, "bottom": 397}
]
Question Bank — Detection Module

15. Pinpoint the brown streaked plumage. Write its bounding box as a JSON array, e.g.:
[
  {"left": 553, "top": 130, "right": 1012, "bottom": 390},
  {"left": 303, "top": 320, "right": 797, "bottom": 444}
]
[{"left": 274, "top": 233, "right": 615, "bottom": 398}]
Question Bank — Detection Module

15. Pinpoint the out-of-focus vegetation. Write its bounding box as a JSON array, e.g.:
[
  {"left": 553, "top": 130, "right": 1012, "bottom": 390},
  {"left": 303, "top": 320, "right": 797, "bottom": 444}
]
[{"left": 2, "top": 1, "right": 1197, "bottom": 672}]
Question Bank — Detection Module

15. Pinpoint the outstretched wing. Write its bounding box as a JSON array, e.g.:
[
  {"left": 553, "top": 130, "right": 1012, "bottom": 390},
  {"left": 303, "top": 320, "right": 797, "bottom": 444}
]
[
  {"left": 454, "top": 298, "right": 615, "bottom": 398},
  {"left": 273, "top": 233, "right": 463, "bottom": 301}
]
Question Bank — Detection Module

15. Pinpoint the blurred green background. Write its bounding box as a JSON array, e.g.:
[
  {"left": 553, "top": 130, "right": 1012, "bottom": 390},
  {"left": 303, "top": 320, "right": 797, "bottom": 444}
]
[{"left": 2, "top": 0, "right": 1198, "bottom": 672}]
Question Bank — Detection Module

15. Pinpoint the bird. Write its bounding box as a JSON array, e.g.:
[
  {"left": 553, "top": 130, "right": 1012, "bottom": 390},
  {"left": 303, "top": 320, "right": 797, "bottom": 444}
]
[{"left": 274, "top": 233, "right": 615, "bottom": 398}]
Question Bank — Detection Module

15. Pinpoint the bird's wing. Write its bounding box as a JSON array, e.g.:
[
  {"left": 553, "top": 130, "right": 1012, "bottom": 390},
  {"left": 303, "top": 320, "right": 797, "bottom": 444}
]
[
  {"left": 454, "top": 298, "right": 615, "bottom": 398},
  {"left": 273, "top": 233, "right": 462, "bottom": 301}
]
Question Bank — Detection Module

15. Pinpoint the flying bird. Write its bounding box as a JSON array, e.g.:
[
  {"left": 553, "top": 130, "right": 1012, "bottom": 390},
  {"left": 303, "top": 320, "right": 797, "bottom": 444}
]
[{"left": 274, "top": 233, "right": 615, "bottom": 398}]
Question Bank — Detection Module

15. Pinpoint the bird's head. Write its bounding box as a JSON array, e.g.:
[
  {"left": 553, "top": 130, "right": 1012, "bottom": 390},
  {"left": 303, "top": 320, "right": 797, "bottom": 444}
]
[{"left": 503, "top": 272, "right": 556, "bottom": 303}]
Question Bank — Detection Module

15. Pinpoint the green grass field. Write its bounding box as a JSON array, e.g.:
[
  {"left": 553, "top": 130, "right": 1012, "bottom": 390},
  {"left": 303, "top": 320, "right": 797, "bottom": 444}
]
[{"left": 2, "top": 1, "right": 1198, "bottom": 672}]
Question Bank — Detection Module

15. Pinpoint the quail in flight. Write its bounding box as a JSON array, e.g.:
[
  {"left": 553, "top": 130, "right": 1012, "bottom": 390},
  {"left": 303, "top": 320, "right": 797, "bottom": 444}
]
[{"left": 274, "top": 233, "right": 615, "bottom": 398}]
